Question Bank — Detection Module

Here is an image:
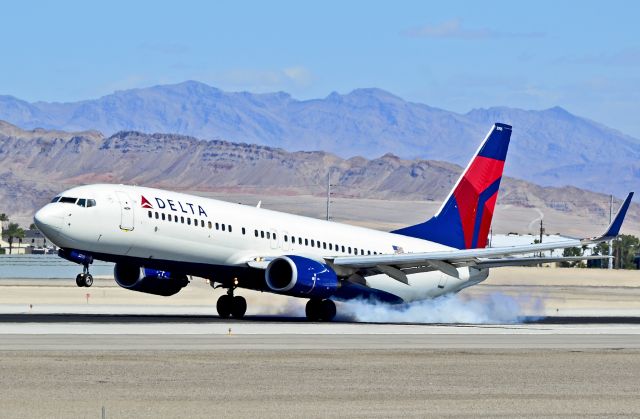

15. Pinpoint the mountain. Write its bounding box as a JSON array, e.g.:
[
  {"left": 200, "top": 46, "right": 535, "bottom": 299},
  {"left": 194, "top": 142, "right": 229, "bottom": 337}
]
[
  {"left": 0, "top": 121, "right": 637, "bottom": 233},
  {"left": 0, "top": 81, "right": 638, "bottom": 197}
]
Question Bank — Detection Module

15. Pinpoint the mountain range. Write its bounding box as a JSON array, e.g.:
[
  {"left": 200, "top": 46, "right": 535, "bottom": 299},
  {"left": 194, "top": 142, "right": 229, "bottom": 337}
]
[
  {"left": 0, "top": 81, "right": 638, "bottom": 197},
  {"left": 0, "top": 121, "right": 636, "bottom": 232}
]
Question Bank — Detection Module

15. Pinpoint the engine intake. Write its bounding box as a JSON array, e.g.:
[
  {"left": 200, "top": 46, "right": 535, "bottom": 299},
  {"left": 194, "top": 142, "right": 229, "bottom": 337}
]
[
  {"left": 114, "top": 262, "right": 188, "bottom": 296},
  {"left": 265, "top": 255, "right": 338, "bottom": 299}
]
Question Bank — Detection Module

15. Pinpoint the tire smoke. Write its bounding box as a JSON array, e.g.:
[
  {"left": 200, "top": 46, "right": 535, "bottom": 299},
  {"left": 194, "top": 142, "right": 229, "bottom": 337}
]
[{"left": 337, "top": 292, "right": 544, "bottom": 324}]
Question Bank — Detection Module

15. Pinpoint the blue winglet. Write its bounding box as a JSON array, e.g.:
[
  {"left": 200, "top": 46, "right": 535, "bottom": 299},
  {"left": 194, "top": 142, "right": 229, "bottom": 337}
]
[{"left": 602, "top": 192, "right": 634, "bottom": 239}]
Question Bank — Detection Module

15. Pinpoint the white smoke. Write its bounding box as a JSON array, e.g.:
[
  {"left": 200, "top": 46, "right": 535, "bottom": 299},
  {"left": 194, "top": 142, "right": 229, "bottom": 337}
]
[{"left": 337, "top": 292, "right": 544, "bottom": 324}]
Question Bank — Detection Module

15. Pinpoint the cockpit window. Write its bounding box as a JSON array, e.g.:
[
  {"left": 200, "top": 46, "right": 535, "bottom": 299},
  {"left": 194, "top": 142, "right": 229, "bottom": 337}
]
[
  {"left": 77, "top": 198, "right": 86, "bottom": 207},
  {"left": 59, "top": 197, "right": 78, "bottom": 204},
  {"left": 87, "top": 199, "right": 96, "bottom": 207},
  {"left": 50, "top": 196, "right": 61, "bottom": 203}
]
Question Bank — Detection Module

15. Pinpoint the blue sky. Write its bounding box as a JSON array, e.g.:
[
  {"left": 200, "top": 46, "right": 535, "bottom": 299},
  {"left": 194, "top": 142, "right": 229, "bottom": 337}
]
[{"left": 2, "top": 0, "right": 639, "bottom": 137}]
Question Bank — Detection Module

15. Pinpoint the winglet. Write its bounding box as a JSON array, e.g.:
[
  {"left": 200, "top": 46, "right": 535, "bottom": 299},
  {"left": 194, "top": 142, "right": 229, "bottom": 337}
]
[{"left": 593, "top": 192, "right": 634, "bottom": 241}]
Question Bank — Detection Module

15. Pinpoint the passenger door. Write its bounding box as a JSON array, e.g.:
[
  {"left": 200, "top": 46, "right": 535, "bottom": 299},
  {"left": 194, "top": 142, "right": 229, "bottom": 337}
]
[{"left": 116, "top": 191, "right": 135, "bottom": 231}]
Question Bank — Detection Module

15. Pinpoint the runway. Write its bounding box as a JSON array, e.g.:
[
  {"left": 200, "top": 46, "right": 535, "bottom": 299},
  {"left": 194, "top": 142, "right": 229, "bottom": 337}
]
[
  {"left": 1, "top": 271, "right": 640, "bottom": 417},
  {"left": 1, "top": 313, "right": 640, "bottom": 350},
  {"left": 1, "top": 319, "right": 640, "bottom": 417}
]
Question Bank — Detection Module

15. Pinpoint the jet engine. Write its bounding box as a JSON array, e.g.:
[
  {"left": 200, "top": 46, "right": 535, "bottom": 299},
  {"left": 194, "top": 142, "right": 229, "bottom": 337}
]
[
  {"left": 114, "top": 262, "right": 189, "bottom": 296},
  {"left": 265, "top": 255, "right": 338, "bottom": 299}
]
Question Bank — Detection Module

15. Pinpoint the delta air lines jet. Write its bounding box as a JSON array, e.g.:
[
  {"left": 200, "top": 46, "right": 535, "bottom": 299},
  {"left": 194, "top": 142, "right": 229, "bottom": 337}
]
[{"left": 33, "top": 124, "right": 634, "bottom": 321}]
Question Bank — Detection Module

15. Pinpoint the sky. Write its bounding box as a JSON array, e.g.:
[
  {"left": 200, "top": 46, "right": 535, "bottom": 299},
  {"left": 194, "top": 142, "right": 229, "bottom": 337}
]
[{"left": 1, "top": 0, "right": 639, "bottom": 137}]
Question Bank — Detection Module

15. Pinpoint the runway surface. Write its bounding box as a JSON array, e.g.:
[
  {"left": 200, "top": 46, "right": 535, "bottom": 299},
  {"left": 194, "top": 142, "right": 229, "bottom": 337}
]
[{"left": 1, "top": 315, "right": 640, "bottom": 417}]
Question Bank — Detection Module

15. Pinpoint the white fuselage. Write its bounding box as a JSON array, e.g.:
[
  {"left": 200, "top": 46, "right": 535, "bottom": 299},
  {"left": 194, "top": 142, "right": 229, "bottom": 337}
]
[{"left": 34, "top": 184, "right": 488, "bottom": 302}]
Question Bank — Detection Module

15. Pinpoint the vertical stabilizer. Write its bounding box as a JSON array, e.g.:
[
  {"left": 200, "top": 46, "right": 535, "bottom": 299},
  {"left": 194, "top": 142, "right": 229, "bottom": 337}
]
[{"left": 392, "top": 123, "right": 512, "bottom": 249}]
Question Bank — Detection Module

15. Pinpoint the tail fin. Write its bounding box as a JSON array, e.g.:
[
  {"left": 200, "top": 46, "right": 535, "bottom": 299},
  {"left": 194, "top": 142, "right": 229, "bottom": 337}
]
[{"left": 392, "top": 123, "right": 512, "bottom": 249}]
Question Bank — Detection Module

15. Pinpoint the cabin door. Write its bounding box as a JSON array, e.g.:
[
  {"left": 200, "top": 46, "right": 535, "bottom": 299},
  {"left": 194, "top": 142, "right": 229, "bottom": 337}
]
[{"left": 116, "top": 191, "right": 135, "bottom": 231}]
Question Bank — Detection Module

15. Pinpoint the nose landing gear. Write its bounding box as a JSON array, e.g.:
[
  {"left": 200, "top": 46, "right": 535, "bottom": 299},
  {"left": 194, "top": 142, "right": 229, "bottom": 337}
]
[
  {"left": 216, "top": 286, "right": 247, "bottom": 319},
  {"left": 75, "top": 263, "right": 93, "bottom": 287}
]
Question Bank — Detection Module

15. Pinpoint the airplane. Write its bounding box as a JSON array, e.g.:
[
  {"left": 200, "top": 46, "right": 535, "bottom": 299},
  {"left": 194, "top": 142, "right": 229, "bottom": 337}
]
[{"left": 33, "top": 123, "right": 634, "bottom": 321}]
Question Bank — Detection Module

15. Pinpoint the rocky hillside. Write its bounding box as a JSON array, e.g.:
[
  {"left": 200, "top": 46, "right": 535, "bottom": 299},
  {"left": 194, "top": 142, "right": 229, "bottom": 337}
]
[
  {"left": 0, "top": 121, "right": 636, "bottom": 229},
  {"left": 0, "top": 81, "right": 638, "bottom": 196}
]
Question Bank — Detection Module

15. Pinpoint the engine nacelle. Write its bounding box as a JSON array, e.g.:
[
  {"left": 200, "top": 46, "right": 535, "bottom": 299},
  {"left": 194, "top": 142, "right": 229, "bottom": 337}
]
[
  {"left": 58, "top": 249, "right": 93, "bottom": 265},
  {"left": 265, "top": 255, "right": 338, "bottom": 299},
  {"left": 113, "top": 262, "right": 189, "bottom": 296}
]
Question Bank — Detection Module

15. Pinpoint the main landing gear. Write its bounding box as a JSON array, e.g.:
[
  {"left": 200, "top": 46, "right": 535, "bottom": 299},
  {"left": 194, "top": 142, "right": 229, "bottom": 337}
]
[
  {"left": 216, "top": 287, "right": 247, "bottom": 319},
  {"left": 305, "top": 298, "right": 336, "bottom": 322},
  {"left": 75, "top": 263, "right": 93, "bottom": 287}
]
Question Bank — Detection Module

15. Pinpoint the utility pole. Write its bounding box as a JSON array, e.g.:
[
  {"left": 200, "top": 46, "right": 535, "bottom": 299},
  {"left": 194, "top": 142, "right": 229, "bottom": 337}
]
[
  {"left": 326, "top": 171, "right": 331, "bottom": 221},
  {"left": 608, "top": 195, "right": 613, "bottom": 269},
  {"left": 539, "top": 218, "right": 545, "bottom": 257}
]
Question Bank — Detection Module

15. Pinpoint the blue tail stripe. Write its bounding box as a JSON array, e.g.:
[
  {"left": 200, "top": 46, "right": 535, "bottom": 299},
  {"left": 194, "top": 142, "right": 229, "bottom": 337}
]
[{"left": 470, "top": 177, "right": 502, "bottom": 248}]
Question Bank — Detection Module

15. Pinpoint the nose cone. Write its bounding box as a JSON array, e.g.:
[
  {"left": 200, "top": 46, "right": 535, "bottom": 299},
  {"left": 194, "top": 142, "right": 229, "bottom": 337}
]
[{"left": 34, "top": 205, "right": 64, "bottom": 240}]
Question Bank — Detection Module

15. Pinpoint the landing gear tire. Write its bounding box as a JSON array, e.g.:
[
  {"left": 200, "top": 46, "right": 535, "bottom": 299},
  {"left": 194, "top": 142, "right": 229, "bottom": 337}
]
[
  {"left": 75, "top": 273, "right": 93, "bottom": 287},
  {"left": 84, "top": 274, "right": 93, "bottom": 287},
  {"left": 217, "top": 294, "right": 233, "bottom": 319},
  {"left": 320, "top": 299, "right": 336, "bottom": 322},
  {"left": 306, "top": 299, "right": 336, "bottom": 322},
  {"left": 231, "top": 296, "right": 247, "bottom": 319},
  {"left": 305, "top": 299, "right": 322, "bottom": 321}
]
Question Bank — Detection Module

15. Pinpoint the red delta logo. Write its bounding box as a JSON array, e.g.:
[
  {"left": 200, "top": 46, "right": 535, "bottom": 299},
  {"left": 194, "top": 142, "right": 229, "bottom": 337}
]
[{"left": 141, "top": 195, "right": 153, "bottom": 209}]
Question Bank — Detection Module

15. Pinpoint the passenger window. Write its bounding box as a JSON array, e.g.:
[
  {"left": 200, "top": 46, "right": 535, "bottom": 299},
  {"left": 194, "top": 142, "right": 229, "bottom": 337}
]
[
  {"left": 148, "top": 211, "right": 152, "bottom": 218},
  {"left": 341, "top": 246, "right": 345, "bottom": 253},
  {"left": 175, "top": 216, "right": 179, "bottom": 223},
  {"left": 266, "top": 231, "right": 270, "bottom": 239},
  {"left": 305, "top": 239, "right": 308, "bottom": 246},
  {"left": 368, "top": 250, "right": 371, "bottom": 255},
  {"left": 181, "top": 216, "right": 185, "bottom": 223},
  {"left": 348, "top": 247, "right": 352, "bottom": 254},
  {"left": 187, "top": 218, "right": 191, "bottom": 225},
  {"left": 229, "top": 225, "right": 232, "bottom": 232},
  {"left": 310, "top": 239, "right": 315, "bottom": 247},
  {"left": 298, "top": 238, "right": 302, "bottom": 245},
  {"left": 261, "top": 231, "right": 265, "bottom": 239},
  {"left": 222, "top": 224, "right": 226, "bottom": 232},
  {"left": 254, "top": 230, "right": 259, "bottom": 237},
  {"left": 329, "top": 243, "right": 332, "bottom": 250},
  {"left": 87, "top": 199, "right": 96, "bottom": 207},
  {"left": 273, "top": 233, "right": 276, "bottom": 240},
  {"left": 323, "top": 242, "right": 327, "bottom": 249},
  {"left": 242, "top": 227, "right": 246, "bottom": 235},
  {"left": 284, "top": 236, "right": 288, "bottom": 242},
  {"left": 76, "top": 199, "right": 86, "bottom": 207},
  {"left": 168, "top": 214, "right": 172, "bottom": 222},
  {"left": 161, "top": 213, "right": 166, "bottom": 221},
  {"left": 155, "top": 212, "right": 159, "bottom": 219},
  {"left": 208, "top": 221, "right": 212, "bottom": 229}
]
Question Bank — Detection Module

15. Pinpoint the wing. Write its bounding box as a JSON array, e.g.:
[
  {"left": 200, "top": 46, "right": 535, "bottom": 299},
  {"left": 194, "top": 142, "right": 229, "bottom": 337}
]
[{"left": 331, "top": 192, "right": 633, "bottom": 281}]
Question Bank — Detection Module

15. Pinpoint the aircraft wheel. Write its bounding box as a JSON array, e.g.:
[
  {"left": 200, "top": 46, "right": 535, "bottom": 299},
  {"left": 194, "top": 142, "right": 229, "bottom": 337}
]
[
  {"left": 231, "top": 296, "right": 247, "bottom": 319},
  {"left": 305, "top": 299, "right": 322, "bottom": 322},
  {"left": 75, "top": 274, "right": 85, "bottom": 287},
  {"left": 320, "top": 299, "right": 336, "bottom": 322},
  {"left": 84, "top": 274, "right": 93, "bottom": 287},
  {"left": 217, "top": 294, "right": 232, "bottom": 319}
]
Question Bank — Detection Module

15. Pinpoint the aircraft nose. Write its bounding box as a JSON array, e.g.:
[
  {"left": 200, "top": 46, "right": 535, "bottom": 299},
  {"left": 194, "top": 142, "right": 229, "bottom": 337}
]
[{"left": 33, "top": 205, "right": 64, "bottom": 237}]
